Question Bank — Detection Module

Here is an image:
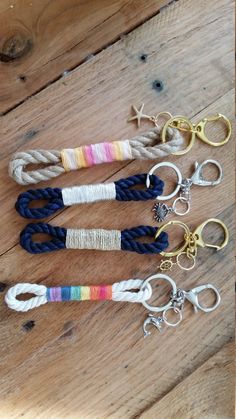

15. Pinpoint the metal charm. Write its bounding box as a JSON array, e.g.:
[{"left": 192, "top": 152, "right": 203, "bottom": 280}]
[
  {"left": 143, "top": 314, "right": 164, "bottom": 337},
  {"left": 152, "top": 203, "right": 172, "bottom": 222},
  {"left": 128, "top": 104, "right": 231, "bottom": 154},
  {"left": 155, "top": 218, "right": 229, "bottom": 271},
  {"left": 147, "top": 159, "right": 223, "bottom": 221},
  {"left": 141, "top": 273, "right": 221, "bottom": 337}
]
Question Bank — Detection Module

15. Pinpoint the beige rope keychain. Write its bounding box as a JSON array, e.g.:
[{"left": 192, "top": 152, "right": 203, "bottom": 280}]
[
  {"left": 9, "top": 104, "right": 231, "bottom": 185},
  {"left": 9, "top": 126, "right": 183, "bottom": 185}
]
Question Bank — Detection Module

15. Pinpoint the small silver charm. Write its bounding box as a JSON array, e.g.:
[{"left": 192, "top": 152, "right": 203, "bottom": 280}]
[
  {"left": 152, "top": 202, "right": 172, "bottom": 222},
  {"left": 143, "top": 314, "right": 164, "bottom": 337}
]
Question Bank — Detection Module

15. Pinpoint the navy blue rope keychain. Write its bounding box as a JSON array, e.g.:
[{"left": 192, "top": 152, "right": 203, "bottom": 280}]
[
  {"left": 15, "top": 174, "right": 163, "bottom": 219},
  {"left": 20, "top": 222, "right": 168, "bottom": 255}
]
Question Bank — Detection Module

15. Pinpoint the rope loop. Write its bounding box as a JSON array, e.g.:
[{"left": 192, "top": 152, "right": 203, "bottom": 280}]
[
  {"left": 20, "top": 223, "right": 66, "bottom": 254},
  {"left": 121, "top": 225, "right": 168, "bottom": 254},
  {"left": 5, "top": 283, "right": 47, "bottom": 312},
  {"left": 15, "top": 188, "right": 63, "bottom": 219},
  {"left": 112, "top": 279, "right": 152, "bottom": 302},
  {"left": 115, "top": 174, "right": 163, "bottom": 201}
]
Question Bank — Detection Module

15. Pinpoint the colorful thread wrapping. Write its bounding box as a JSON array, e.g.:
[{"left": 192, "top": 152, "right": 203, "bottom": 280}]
[
  {"left": 5, "top": 279, "right": 153, "bottom": 312},
  {"left": 61, "top": 140, "right": 132, "bottom": 171},
  {"left": 9, "top": 127, "right": 184, "bottom": 185},
  {"left": 46, "top": 285, "right": 112, "bottom": 302},
  {"left": 20, "top": 222, "right": 169, "bottom": 254},
  {"left": 15, "top": 174, "right": 164, "bottom": 219}
]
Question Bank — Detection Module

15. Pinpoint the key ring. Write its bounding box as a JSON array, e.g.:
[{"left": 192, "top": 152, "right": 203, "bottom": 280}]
[
  {"left": 146, "top": 161, "right": 182, "bottom": 200},
  {"left": 141, "top": 273, "right": 221, "bottom": 336},
  {"left": 127, "top": 104, "right": 231, "bottom": 155},
  {"left": 155, "top": 219, "right": 229, "bottom": 271},
  {"left": 148, "top": 159, "right": 223, "bottom": 222},
  {"left": 141, "top": 273, "right": 177, "bottom": 312},
  {"left": 161, "top": 113, "right": 231, "bottom": 155}
]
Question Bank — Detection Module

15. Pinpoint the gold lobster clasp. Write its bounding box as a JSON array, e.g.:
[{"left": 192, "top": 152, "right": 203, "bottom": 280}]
[
  {"left": 161, "top": 113, "right": 231, "bottom": 155},
  {"left": 155, "top": 218, "right": 229, "bottom": 271},
  {"left": 193, "top": 218, "right": 229, "bottom": 251}
]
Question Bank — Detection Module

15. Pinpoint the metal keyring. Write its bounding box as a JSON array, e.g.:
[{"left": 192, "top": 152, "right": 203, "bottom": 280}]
[
  {"left": 141, "top": 273, "right": 177, "bottom": 313},
  {"left": 172, "top": 197, "right": 190, "bottom": 216},
  {"left": 146, "top": 162, "right": 182, "bottom": 201},
  {"left": 162, "top": 306, "right": 183, "bottom": 327},
  {"left": 176, "top": 252, "right": 196, "bottom": 271}
]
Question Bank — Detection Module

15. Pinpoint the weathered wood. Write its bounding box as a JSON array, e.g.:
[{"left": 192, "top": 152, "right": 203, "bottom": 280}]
[
  {"left": 0, "top": 0, "right": 170, "bottom": 113},
  {"left": 0, "top": 0, "right": 234, "bottom": 417},
  {"left": 139, "top": 342, "right": 235, "bottom": 419}
]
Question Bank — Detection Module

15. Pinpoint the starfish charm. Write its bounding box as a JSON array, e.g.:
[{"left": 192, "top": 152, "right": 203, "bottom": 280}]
[{"left": 127, "top": 104, "right": 150, "bottom": 128}]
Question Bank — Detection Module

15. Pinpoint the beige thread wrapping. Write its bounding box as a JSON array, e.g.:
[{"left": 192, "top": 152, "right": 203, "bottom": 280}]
[
  {"left": 62, "top": 183, "right": 116, "bottom": 206},
  {"left": 66, "top": 229, "right": 121, "bottom": 251}
]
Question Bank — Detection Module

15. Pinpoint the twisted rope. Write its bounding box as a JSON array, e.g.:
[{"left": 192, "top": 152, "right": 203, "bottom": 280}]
[
  {"left": 15, "top": 187, "right": 64, "bottom": 219},
  {"left": 9, "top": 127, "right": 184, "bottom": 185},
  {"left": 20, "top": 222, "right": 168, "bottom": 254},
  {"left": 5, "top": 283, "right": 47, "bottom": 312},
  {"left": 15, "top": 174, "right": 163, "bottom": 219},
  {"left": 5, "top": 280, "right": 152, "bottom": 312},
  {"left": 115, "top": 174, "right": 163, "bottom": 201}
]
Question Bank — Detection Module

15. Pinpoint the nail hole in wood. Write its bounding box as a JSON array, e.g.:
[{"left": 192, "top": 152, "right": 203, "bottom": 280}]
[
  {"left": 152, "top": 79, "right": 164, "bottom": 92},
  {"left": 140, "top": 53, "right": 148, "bottom": 62},
  {"left": 22, "top": 320, "right": 35, "bottom": 332},
  {"left": 19, "top": 75, "right": 27, "bottom": 82}
]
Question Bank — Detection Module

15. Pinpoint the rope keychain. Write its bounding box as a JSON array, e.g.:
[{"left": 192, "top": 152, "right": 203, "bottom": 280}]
[
  {"left": 9, "top": 127, "right": 183, "bottom": 185},
  {"left": 15, "top": 173, "right": 164, "bottom": 219},
  {"left": 20, "top": 223, "right": 168, "bottom": 254},
  {"left": 4, "top": 273, "right": 221, "bottom": 337}
]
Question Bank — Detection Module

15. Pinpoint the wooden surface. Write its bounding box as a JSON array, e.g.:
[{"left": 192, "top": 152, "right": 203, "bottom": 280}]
[
  {"left": 0, "top": 0, "right": 234, "bottom": 418},
  {"left": 0, "top": 0, "right": 170, "bottom": 113}
]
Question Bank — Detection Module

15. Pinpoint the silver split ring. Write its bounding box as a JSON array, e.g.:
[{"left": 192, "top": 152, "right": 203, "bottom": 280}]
[
  {"left": 163, "top": 306, "right": 183, "bottom": 327},
  {"left": 172, "top": 196, "right": 190, "bottom": 216},
  {"left": 146, "top": 162, "right": 182, "bottom": 200},
  {"left": 141, "top": 273, "right": 177, "bottom": 313}
]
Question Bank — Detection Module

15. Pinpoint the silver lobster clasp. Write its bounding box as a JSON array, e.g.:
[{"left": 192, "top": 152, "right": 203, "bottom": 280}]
[
  {"left": 184, "top": 284, "right": 221, "bottom": 313},
  {"left": 190, "top": 159, "right": 223, "bottom": 186}
]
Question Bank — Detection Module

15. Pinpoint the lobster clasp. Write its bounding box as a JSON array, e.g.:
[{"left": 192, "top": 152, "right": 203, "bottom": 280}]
[
  {"left": 193, "top": 218, "right": 229, "bottom": 251},
  {"left": 184, "top": 284, "right": 221, "bottom": 313},
  {"left": 190, "top": 159, "right": 223, "bottom": 186},
  {"left": 195, "top": 113, "right": 232, "bottom": 146}
]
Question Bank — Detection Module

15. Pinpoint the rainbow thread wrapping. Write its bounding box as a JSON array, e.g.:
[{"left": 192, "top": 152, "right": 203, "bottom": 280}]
[
  {"left": 47, "top": 285, "right": 113, "bottom": 302},
  {"left": 61, "top": 140, "right": 132, "bottom": 171}
]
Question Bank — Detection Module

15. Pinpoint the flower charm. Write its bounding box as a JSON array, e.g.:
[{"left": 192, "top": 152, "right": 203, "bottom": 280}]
[{"left": 152, "top": 203, "right": 171, "bottom": 222}]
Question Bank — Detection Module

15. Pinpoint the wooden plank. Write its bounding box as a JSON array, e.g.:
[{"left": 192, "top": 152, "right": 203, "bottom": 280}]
[
  {"left": 0, "top": 0, "right": 234, "bottom": 417},
  {"left": 139, "top": 342, "right": 234, "bottom": 419},
  {"left": 0, "top": 0, "right": 234, "bottom": 255},
  {"left": 0, "top": 0, "right": 170, "bottom": 113}
]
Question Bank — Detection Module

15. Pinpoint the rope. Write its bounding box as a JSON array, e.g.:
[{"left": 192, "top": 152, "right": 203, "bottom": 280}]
[
  {"left": 15, "top": 187, "right": 64, "bottom": 219},
  {"left": 9, "top": 127, "right": 184, "bottom": 185},
  {"left": 5, "top": 283, "right": 47, "bottom": 312},
  {"left": 5, "top": 280, "right": 152, "bottom": 312},
  {"left": 20, "top": 222, "right": 168, "bottom": 254},
  {"left": 15, "top": 174, "right": 163, "bottom": 219}
]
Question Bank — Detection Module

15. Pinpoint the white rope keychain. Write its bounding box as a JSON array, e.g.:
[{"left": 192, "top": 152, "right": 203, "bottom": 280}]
[
  {"left": 9, "top": 127, "right": 184, "bottom": 185},
  {"left": 5, "top": 274, "right": 221, "bottom": 337}
]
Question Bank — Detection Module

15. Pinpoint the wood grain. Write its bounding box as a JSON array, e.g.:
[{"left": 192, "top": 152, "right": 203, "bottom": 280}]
[
  {"left": 0, "top": 0, "right": 234, "bottom": 417},
  {"left": 0, "top": 0, "right": 170, "bottom": 113},
  {"left": 139, "top": 342, "right": 235, "bottom": 419}
]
